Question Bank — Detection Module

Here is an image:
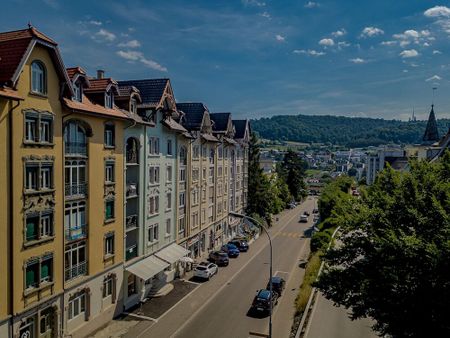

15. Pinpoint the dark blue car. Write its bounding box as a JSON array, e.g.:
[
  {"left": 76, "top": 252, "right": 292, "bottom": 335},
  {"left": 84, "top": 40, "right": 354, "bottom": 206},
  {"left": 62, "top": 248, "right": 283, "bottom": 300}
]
[{"left": 221, "top": 243, "right": 240, "bottom": 257}]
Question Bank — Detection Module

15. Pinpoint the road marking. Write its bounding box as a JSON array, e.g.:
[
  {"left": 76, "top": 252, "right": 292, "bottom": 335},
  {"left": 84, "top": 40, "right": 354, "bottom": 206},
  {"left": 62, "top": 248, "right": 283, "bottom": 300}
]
[
  {"left": 123, "top": 313, "right": 158, "bottom": 322},
  {"left": 274, "top": 270, "right": 290, "bottom": 276},
  {"left": 167, "top": 207, "right": 303, "bottom": 338},
  {"left": 181, "top": 279, "right": 201, "bottom": 285}
]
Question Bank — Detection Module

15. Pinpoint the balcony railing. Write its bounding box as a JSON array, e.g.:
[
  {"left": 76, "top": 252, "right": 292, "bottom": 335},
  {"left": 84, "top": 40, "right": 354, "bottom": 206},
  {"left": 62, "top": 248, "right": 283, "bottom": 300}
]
[
  {"left": 65, "top": 183, "right": 87, "bottom": 197},
  {"left": 126, "top": 183, "right": 138, "bottom": 198},
  {"left": 65, "top": 261, "right": 87, "bottom": 281},
  {"left": 126, "top": 244, "right": 138, "bottom": 261},
  {"left": 65, "top": 225, "right": 87, "bottom": 241},
  {"left": 126, "top": 214, "right": 138, "bottom": 229},
  {"left": 65, "top": 142, "right": 87, "bottom": 156}
]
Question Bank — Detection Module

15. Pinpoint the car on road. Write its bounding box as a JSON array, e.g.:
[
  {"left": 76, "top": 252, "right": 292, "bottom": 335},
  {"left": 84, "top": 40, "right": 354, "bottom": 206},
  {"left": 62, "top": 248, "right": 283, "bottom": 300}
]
[
  {"left": 299, "top": 214, "right": 308, "bottom": 223},
  {"left": 267, "top": 276, "right": 286, "bottom": 296},
  {"left": 251, "top": 289, "right": 278, "bottom": 313},
  {"left": 193, "top": 262, "right": 218, "bottom": 280},
  {"left": 304, "top": 211, "right": 310, "bottom": 216},
  {"left": 221, "top": 243, "right": 240, "bottom": 257},
  {"left": 208, "top": 251, "right": 229, "bottom": 266},
  {"left": 228, "top": 239, "right": 249, "bottom": 252},
  {"left": 313, "top": 208, "right": 319, "bottom": 214}
]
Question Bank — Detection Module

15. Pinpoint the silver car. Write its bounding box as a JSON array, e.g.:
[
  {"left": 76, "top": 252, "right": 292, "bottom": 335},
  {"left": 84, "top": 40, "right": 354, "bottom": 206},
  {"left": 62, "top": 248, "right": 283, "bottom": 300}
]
[{"left": 193, "top": 262, "right": 218, "bottom": 280}]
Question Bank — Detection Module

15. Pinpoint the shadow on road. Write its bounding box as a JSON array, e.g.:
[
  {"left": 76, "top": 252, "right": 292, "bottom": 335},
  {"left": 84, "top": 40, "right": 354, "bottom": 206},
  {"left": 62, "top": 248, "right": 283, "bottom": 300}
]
[{"left": 246, "top": 308, "right": 270, "bottom": 319}]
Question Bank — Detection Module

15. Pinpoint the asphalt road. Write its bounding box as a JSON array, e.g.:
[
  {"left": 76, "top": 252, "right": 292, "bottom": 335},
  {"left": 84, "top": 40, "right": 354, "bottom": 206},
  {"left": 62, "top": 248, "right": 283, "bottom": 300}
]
[
  {"left": 304, "top": 287, "right": 378, "bottom": 338},
  {"left": 173, "top": 197, "right": 317, "bottom": 338}
]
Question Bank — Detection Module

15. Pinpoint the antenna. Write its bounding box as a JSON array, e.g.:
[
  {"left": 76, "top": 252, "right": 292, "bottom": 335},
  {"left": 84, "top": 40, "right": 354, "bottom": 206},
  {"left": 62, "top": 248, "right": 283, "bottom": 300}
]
[{"left": 412, "top": 107, "right": 415, "bottom": 122}]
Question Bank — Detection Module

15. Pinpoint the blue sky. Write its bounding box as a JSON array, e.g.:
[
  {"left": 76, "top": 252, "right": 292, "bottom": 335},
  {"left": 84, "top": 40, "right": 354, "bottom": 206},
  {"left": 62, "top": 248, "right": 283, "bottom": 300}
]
[{"left": 3, "top": 1, "right": 450, "bottom": 121}]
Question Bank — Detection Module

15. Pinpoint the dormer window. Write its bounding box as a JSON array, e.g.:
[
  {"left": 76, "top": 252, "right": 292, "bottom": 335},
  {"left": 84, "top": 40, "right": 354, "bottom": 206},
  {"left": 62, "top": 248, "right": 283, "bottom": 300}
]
[
  {"left": 105, "top": 91, "right": 114, "bottom": 109},
  {"left": 73, "top": 81, "right": 83, "bottom": 102},
  {"left": 31, "top": 61, "right": 47, "bottom": 95},
  {"left": 130, "top": 98, "right": 137, "bottom": 114}
]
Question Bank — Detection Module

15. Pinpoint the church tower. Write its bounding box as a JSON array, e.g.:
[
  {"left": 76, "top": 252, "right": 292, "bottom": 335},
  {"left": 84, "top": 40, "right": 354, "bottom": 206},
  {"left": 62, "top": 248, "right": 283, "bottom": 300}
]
[{"left": 422, "top": 104, "right": 439, "bottom": 144}]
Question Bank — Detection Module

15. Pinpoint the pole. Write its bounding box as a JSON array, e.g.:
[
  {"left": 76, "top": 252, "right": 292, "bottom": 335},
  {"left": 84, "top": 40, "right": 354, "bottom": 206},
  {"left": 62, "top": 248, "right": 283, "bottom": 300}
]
[{"left": 230, "top": 212, "right": 273, "bottom": 338}]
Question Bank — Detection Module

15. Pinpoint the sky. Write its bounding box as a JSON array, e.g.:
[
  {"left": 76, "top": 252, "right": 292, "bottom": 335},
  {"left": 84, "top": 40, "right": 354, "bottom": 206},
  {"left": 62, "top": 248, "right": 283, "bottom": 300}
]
[{"left": 2, "top": 0, "right": 450, "bottom": 121}]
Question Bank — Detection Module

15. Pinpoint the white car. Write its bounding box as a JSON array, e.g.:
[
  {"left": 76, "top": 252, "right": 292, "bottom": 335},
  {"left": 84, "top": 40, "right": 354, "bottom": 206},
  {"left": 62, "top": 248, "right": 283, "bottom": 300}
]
[
  {"left": 193, "top": 262, "right": 218, "bottom": 280},
  {"left": 300, "top": 214, "right": 308, "bottom": 223}
]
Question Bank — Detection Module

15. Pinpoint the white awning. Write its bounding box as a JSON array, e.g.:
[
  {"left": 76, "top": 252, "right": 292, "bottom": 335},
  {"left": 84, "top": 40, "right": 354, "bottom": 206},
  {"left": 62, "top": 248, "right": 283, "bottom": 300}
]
[
  {"left": 155, "top": 243, "right": 190, "bottom": 264},
  {"left": 126, "top": 255, "right": 169, "bottom": 280}
]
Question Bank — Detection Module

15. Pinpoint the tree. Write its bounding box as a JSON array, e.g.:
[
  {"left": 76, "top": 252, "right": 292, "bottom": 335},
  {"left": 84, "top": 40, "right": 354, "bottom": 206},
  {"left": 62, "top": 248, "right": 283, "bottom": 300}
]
[
  {"left": 279, "top": 149, "right": 307, "bottom": 201},
  {"left": 315, "top": 154, "right": 450, "bottom": 338},
  {"left": 347, "top": 167, "right": 357, "bottom": 177}
]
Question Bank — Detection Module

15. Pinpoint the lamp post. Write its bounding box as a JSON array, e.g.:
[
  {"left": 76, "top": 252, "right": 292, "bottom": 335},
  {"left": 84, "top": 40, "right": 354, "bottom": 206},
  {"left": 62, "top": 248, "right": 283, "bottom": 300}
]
[{"left": 229, "top": 212, "right": 273, "bottom": 338}]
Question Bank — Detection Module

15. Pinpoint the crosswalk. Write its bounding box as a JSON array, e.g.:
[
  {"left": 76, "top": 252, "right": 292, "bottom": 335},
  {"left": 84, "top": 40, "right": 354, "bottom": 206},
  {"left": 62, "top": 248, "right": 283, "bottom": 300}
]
[{"left": 275, "top": 231, "right": 303, "bottom": 239}]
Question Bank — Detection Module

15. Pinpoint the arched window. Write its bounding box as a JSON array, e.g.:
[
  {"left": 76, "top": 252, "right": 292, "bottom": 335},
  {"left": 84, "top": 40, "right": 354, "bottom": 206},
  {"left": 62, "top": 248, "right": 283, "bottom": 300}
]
[
  {"left": 31, "top": 61, "right": 46, "bottom": 94},
  {"left": 64, "top": 121, "right": 87, "bottom": 156}
]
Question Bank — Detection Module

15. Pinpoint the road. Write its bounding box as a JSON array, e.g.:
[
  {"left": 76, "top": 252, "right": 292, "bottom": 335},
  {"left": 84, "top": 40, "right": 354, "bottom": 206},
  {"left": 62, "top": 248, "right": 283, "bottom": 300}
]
[
  {"left": 173, "top": 197, "right": 317, "bottom": 338},
  {"left": 304, "top": 286, "right": 377, "bottom": 338},
  {"left": 125, "top": 197, "right": 316, "bottom": 338}
]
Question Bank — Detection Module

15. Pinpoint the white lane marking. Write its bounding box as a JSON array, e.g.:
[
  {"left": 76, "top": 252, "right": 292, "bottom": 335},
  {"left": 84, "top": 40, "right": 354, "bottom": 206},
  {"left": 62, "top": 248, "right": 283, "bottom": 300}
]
[
  {"left": 123, "top": 313, "right": 158, "bottom": 322},
  {"left": 274, "top": 270, "right": 290, "bottom": 276}
]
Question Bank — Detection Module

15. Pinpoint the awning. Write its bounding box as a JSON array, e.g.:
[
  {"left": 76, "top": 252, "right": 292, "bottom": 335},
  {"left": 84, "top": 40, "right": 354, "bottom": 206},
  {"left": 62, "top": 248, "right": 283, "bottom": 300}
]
[
  {"left": 126, "top": 255, "right": 169, "bottom": 280},
  {"left": 155, "top": 243, "right": 190, "bottom": 264}
]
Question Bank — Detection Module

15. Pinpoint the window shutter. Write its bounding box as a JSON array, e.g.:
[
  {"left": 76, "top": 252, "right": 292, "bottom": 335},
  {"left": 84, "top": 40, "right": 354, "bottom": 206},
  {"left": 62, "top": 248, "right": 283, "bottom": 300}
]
[
  {"left": 26, "top": 267, "right": 36, "bottom": 288},
  {"left": 41, "top": 261, "right": 49, "bottom": 280},
  {"left": 26, "top": 220, "right": 37, "bottom": 241}
]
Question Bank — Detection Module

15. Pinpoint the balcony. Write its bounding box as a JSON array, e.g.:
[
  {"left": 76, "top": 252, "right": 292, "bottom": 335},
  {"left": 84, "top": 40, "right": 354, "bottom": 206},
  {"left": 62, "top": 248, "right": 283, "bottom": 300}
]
[
  {"left": 65, "top": 261, "right": 87, "bottom": 281},
  {"left": 126, "top": 244, "right": 138, "bottom": 261},
  {"left": 126, "top": 183, "right": 138, "bottom": 199},
  {"left": 65, "top": 142, "right": 87, "bottom": 156},
  {"left": 65, "top": 225, "right": 87, "bottom": 241},
  {"left": 126, "top": 150, "right": 138, "bottom": 165},
  {"left": 126, "top": 214, "right": 138, "bottom": 230},
  {"left": 65, "top": 183, "right": 87, "bottom": 198}
]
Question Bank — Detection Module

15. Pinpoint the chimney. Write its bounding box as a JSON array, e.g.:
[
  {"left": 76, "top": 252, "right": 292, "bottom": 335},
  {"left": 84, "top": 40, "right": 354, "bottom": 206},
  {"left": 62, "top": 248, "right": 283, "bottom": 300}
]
[{"left": 97, "top": 69, "right": 105, "bottom": 79}]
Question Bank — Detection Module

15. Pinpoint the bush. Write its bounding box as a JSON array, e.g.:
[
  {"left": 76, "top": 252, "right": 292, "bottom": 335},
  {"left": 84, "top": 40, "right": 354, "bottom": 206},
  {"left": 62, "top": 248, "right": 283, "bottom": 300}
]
[
  {"left": 295, "top": 251, "right": 322, "bottom": 315},
  {"left": 311, "top": 231, "right": 331, "bottom": 252}
]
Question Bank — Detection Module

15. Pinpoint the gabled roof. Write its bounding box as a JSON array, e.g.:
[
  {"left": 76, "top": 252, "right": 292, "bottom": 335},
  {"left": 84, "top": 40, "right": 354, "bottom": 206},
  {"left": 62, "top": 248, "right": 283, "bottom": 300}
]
[
  {"left": 116, "top": 84, "right": 142, "bottom": 103},
  {"left": 118, "top": 79, "right": 169, "bottom": 108},
  {"left": 0, "top": 27, "right": 71, "bottom": 93},
  {"left": 85, "top": 78, "right": 119, "bottom": 94},
  {"left": 233, "top": 119, "right": 249, "bottom": 139},
  {"left": 63, "top": 95, "right": 129, "bottom": 120},
  {"left": 0, "top": 86, "right": 23, "bottom": 100},
  {"left": 210, "top": 112, "right": 231, "bottom": 133},
  {"left": 66, "top": 66, "right": 87, "bottom": 80},
  {"left": 422, "top": 104, "right": 440, "bottom": 144},
  {"left": 176, "top": 102, "right": 209, "bottom": 131}
]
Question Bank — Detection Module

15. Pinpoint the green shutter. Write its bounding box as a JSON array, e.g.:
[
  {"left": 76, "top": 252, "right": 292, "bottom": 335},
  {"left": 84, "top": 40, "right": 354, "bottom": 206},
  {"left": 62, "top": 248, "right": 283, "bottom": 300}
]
[
  {"left": 41, "top": 260, "right": 49, "bottom": 281},
  {"left": 106, "top": 201, "right": 114, "bottom": 219},
  {"left": 26, "top": 218, "right": 38, "bottom": 241},
  {"left": 26, "top": 266, "right": 36, "bottom": 288}
]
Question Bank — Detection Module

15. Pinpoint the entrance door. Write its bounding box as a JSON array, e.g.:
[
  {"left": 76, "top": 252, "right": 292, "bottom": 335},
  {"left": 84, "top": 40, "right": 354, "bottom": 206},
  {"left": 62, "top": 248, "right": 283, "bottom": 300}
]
[{"left": 39, "top": 307, "right": 54, "bottom": 338}]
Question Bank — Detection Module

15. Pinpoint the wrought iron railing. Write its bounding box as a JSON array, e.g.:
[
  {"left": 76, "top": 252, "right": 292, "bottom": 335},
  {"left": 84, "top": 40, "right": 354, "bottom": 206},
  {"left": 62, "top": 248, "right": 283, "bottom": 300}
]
[
  {"left": 126, "top": 215, "right": 138, "bottom": 229},
  {"left": 65, "top": 225, "right": 87, "bottom": 241},
  {"left": 65, "top": 183, "right": 87, "bottom": 197},
  {"left": 65, "top": 142, "right": 87, "bottom": 156},
  {"left": 65, "top": 261, "right": 87, "bottom": 281},
  {"left": 126, "top": 244, "right": 138, "bottom": 261},
  {"left": 126, "top": 183, "right": 138, "bottom": 198}
]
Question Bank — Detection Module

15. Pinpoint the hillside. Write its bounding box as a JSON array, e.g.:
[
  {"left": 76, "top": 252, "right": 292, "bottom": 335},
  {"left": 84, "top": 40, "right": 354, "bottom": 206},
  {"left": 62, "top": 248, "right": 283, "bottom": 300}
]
[{"left": 251, "top": 114, "right": 450, "bottom": 148}]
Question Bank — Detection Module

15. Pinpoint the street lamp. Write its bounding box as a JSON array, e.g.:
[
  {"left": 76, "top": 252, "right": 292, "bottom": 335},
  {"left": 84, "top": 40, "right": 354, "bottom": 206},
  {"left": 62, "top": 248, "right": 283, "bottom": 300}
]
[{"left": 229, "top": 212, "right": 273, "bottom": 338}]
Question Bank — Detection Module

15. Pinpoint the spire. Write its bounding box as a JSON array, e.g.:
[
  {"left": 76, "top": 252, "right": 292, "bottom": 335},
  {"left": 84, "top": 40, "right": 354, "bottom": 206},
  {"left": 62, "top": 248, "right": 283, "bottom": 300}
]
[{"left": 422, "top": 104, "right": 439, "bottom": 144}]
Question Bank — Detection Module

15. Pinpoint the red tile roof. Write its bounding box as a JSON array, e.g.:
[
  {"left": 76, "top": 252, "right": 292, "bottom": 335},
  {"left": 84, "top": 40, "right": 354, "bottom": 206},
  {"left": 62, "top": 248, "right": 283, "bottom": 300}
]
[
  {"left": 66, "top": 66, "right": 87, "bottom": 80},
  {"left": 0, "top": 86, "right": 23, "bottom": 100},
  {"left": 84, "top": 78, "right": 118, "bottom": 93},
  {"left": 63, "top": 96, "right": 130, "bottom": 120},
  {"left": 0, "top": 27, "right": 57, "bottom": 45}
]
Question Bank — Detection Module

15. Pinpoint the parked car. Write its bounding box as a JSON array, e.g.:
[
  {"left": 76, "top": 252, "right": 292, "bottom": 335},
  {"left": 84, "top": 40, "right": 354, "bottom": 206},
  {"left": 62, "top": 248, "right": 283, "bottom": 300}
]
[
  {"left": 193, "top": 262, "right": 218, "bottom": 280},
  {"left": 266, "top": 276, "right": 286, "bottom": 296},
  {"left": 208, "top": 251, "right": 229, "bottom": 266},
  {"left": 313, "top": 208, "right": 319, "bottom": 214},
  {"left": 228, "top": 239, "right": 249, "bottom": 252},
  {"left": 304, "top": 211, "right": 310, "bottom": 216},
  {"left": 251, "top": 289, "right": 278, "bottom": 313},
  {"left": 221, "top": 243, "right": 240, "bottom": 257},
  {"left": 299, "top": 214, "right": 308, "bottom": 223}
]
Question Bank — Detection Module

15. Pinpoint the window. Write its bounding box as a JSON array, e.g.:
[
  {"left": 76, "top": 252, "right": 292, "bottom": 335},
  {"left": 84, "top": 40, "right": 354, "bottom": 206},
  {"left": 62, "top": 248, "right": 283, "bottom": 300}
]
[
  {"left": 105, "top": 161, "right": 115, "bottom": 183},
  {"left": 31, "top": 61, "right": 46, "bottom": 94},
  {"left": 25, "top": 211, "right": 54, "bottom": 243},
  {"left": 166, "top": 193, "right": 172, "bottom": 210},
  {"left": 68, "top": 291, "right": 86, "bottom": 320},
  {"left": 193, "top": 145, "right": 200, "bottom": 159},
  {"left": 130, "top": 98, "right": 137, "bottom": 114},
  {"left": 25, "top": 254, "right": 53, "bottom": 290},
  {"left": 105, "top": 199, "right": 115, "bottom": 221},
  {"left": 25, "top": 165, "right": 38, "bottom": 190},
  {"left": 202, "top": 145, "right": 207, "bottom": 157},
  {"left": 40, "top": 119, "right": 51, "bottom": 143},
  {"left": 202, "top": 168, "right": 207, "bottom": 181},
  {"left": 149, "top": 166, "right": 160, "bottom": 185},
  {"left": 218, "top": 166, "right": 223, "bottom": 177},
  {"left": 192, "top": 212, "right": 199, "bottom": 228},
  {"left": 128, "top": 274, "right": 136, "bottom": 296},
  {"left": 103, "top": 276, "right": 113, "bottom": 298},
  {"left": 104, "top": 233, "right": 115, "bottom": 256},
  {"left": 25, "top": 163, "right": 53, "bottom": 191},
  {"left": 167, "top": 139, "right": 173, "bottom": 155},
  {"left": 210, "top": 149, "right": 215, "bottom": 164},
  {"left": 25, "top": 116, "right": 37, "bottom": 142},
  {"left": 65, "top": 241, "right": 87, "bottom": 281},
  {"left": 179, "top": 146, "right": 187, "bottom": 165},
  {"left": 73, "top": 81, "right": 83, "bottom": 102},
  {"left": 41, "top": 165, "right": 52, "bottom": 189},
  {"left": 148, "top": 224, "right": 159, "bottom": 243},
  {"left": 179, "top": 192, "right": 186, "bottom": 207},
  {"left": 166, "top": 219, "right": 171, "bottom": 235},
  {"left": 65, "top": 201, "right": 86, "bottom": 241},
  {"left": 65, "top": 160, "right": 86, "bottom": 196},
  {"left": 149, "top": 137, "right": 160, "bottom": 155},
  {"left": 105, "top": 90, "right": 114, "bottom": 109},
  {"left": 178, "top": 217, "right": 186, "bottom": 235},
  {"left": 179, "top": 167, "right": 186, "bottom": 182},
  {"left": 209, "top": 168, "right": 214, "bottom": 184},
  {"left": 192, "top": 168, "right": 199, "bottom": 181},
  {"left": 149, "top": 196, "right": 159, "bottom": 215},
  {"left": 166, "top": 165, "right": 172, "bottom": 182},
  {"left": 64, "top": 121, "right": 87, "bottom": 156},
  {"left": 192, "top": 189, "right": 199, "bottom": 205},
  {"left": 104, "top": 124, "right": 115, "bottom": 147},
  {"left": 202, "top": 209, "right": 206, "bottom": 224},
  {"left": 218, "top": 145, "right": 223, "bottom": 159}
]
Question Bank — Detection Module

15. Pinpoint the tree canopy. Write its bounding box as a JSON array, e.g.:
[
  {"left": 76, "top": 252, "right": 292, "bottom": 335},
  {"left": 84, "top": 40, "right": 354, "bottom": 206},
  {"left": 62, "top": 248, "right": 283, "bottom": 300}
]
[{"left": 315, "top": 152, "right": 450, "bottom": 337}]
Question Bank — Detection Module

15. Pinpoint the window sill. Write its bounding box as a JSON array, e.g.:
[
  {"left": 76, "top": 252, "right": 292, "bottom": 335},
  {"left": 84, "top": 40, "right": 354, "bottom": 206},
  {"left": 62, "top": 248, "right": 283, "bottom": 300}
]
[
  {"left": 165, "top": 208, "right": 172, "bottom": 212},
  {"left": 104, "top": 254, "right": 115, "bottom": 262},
  {"left": 147, "top": 240, "right": 159, "bottom": 247},
  {"left": 104, "top": 218, "right": 115, "bottom": 225},
  {"left": 147, "top": 213, "right": 160, "bottom": 218},
  {"left": 104, "top": 145, "right": 116, "bottom": 150},
  {"left": 148, "top": 183, "right": 160, "bottom": 187},
  {"left": 23, "top": 236, "right": 54, "bottom": 248},
  {"left": 29, "top": 91, "right": 48, "bottom": 98},
  {"left": 148, "top": 154, "right": 160, "bottom": 157},
  {"left": 23, "top": 141, "right": 55, "bottom": 148},
  {"left": 24, "top": 281, "right": 54, "bottom": 297},
  {"left": 105, "top": 181, "right": 115, "bottom": 186},
  {"left": 23, "top": 188, "right": 55, "bottom": 196}
]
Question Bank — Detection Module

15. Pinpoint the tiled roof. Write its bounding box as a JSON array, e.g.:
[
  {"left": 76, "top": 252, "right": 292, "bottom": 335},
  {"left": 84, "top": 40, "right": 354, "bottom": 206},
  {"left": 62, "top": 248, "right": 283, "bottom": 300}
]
[
  {"left": 66, "top": 66, "right": 87, "bottom": 80},
  {"left": 118, "top": 79, "right": 169, "bottom": 107},
  {"left": 0, "top": 27, "right": 58, "bottom": 84},
  {"left": 85, "top": 78, "right": 118, "bottom": 93},
  {"left": 233, "top": 119, "right": 248, "bottom": 139},
  {"left": 63, "top": 96, "right": 129, "bottom": 120},
  {"left": 0, "top": 86, "right": 23, "bottom": 100},
  {"left": 201, "top": 133, "right": 219, "bottom": 142},
  {"left": 176, "top": 102, "right": 209, "bottom": 130},
  {"left": 117, "top": 84, "right": 141, "bottom": 102},
  {"left": 210, "top": 112, "right": 231, "bottom": 132},
  {"left": 162, "top": 117, "right": 187, "bottom": 133}
]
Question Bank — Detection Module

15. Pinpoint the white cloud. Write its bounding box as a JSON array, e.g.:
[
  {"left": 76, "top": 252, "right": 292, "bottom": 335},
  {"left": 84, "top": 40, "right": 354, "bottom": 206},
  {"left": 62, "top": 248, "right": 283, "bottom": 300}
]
[
  {"left": 332, "top": 29, "right": 346, "bottom": 37},
  {"left": 259, "top": 11, "right": 271, "bottom": 19},
  {"left": 338, "top": 41, "right": 351, "bottom": 48},
  {"left": 393, "top": 29, "right": 433, "bottom": 48},
  {"left": 349, "top": 58, "right": 366, "bottom": 64},
  {"left": 242, "top": 0, "right": 266, "bottom": 7},
  {"left": 304, "top": 1, "right": 320, "bottom": 8},
  {"left": 118, "top": 39, "right": 141, "bottom": 48},
  {"left": 116, "top": 50, "right": 167, "bottom": 72},
  {"left": 360, "top": 26, "right": 384, "bottom": 38},
  {"left": 319, "top": 38, "right": 334, "bottom": 46},
  {"left": 433, "top": 50, "right": 442, "bottom": 54},
  {"left": 93, "top": 29, "right": 116, "bottom": 42},
  {"left": 399, "top": 49, "right": 419, "bottom": 58},
  {"left": 293, "top": 49, "right": 325, "bottom": 56},
  {"left": 276, "top": 34, "right": 285, "bottom": 42},
  {"left": 424, "top": 6, "right": 450, "bottom": 18},
  {"left": 381, "top": 40, "right": 396, "bottom": 46},
  {"left": 403, "top": 69, "right": 409, "bottom": 73},
  {"left": 89, "top": 20, "right": 102, "bottom": 26},
  {"left": 426, "top": 75, "right": 442, "bottom": 82}
]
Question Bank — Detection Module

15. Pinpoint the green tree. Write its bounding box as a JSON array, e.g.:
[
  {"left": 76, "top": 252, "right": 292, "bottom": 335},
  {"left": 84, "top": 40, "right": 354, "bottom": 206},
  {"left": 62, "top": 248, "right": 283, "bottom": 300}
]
[
  {"left": 279, "top": 149, "right": 307, "bottom": 201},
  {"left": 315, "top": 155, "right": 450, "bottom": 338}
]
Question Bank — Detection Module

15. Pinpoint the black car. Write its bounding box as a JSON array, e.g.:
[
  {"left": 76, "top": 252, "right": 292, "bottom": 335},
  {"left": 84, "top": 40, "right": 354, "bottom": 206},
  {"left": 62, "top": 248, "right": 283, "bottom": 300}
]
[
  {"left": 228, "top": 239, "right": 249, "bottom": 252},
  {"left": 208, "top": 251, "right": 229, "bottom": 266},
  {"left": 267, "top": 276, "right": 286, "bottom": 296},
  {"left": 251, "top": 289, "right": 278, "bottom": 313}
]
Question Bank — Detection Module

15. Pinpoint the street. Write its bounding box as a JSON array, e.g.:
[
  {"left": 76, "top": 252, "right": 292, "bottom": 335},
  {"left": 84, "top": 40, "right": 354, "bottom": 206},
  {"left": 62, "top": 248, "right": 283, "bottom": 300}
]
[{"left": 124, "top": 198, "right": 317, "bottom": 338}]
